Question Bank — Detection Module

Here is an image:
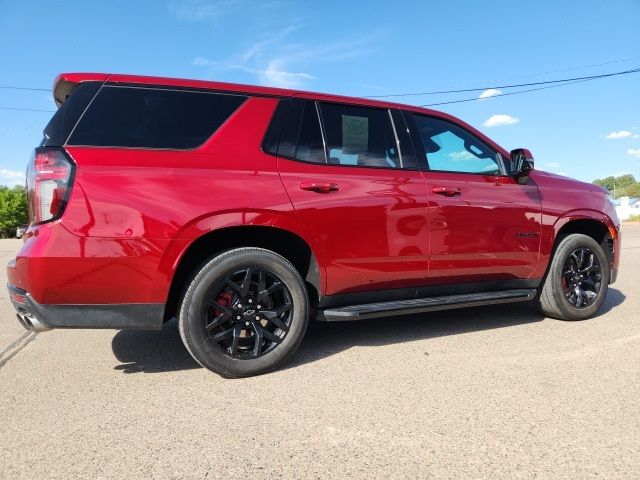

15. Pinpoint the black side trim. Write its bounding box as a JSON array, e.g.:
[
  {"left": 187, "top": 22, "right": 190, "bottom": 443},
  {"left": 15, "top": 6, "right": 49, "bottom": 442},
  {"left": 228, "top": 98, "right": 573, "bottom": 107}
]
[
  {"left": 390, "top": 109, "right": 418, "bottom": 171},
  {"left": 8, "top": 286, "right": 164, "bottom": 330},
  {"left": 317, "top": 278, "right": 541, "bottom": 309},
  {"left": 319, "top": 289, "right": 537, "bottom": 321}
]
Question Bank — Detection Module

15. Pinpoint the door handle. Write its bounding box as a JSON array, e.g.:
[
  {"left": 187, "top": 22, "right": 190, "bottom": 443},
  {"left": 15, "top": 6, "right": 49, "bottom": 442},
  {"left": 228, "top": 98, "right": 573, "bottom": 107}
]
[
  {"left": 299, "top": 182, "right": 339, "bottom": 193},
  {"left": 432, "top": 186, "right": 461, "bottom": 196}
]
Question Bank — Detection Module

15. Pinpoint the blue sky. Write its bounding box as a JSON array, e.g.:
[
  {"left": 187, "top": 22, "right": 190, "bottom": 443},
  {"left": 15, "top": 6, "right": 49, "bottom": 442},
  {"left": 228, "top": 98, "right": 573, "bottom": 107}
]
[{"left": 0, "top": 0, "right": 639, "bottom": 186}]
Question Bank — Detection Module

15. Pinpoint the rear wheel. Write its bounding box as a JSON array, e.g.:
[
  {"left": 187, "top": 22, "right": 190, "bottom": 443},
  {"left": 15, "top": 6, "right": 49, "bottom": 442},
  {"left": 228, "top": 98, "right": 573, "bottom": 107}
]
[
  {"left": 538, "top": 233, "right": 609, "bottom": 320},
  {"left": 178, "top": 247, "right": 309, "bottom": 377}
]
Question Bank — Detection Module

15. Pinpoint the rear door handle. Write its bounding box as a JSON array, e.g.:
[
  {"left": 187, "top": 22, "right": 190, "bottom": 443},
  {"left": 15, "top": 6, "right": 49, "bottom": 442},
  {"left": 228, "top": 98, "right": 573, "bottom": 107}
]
[
  {"left": 299, "top": 182, "right": 339, "bottom": 193},
  {"left": 432, "top": 186, "right": 461, "bottom": 196}
]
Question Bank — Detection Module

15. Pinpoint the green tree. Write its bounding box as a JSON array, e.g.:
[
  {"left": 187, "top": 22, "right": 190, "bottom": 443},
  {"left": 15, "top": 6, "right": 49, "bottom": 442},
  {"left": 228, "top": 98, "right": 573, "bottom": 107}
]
[
  {"left": 616, "top": 174, "right": 637, "bottom": 188},
  {"left": 0, "top": 185, "right": 28, "bottom": 237},
  {"left": 593, "top": 176, "right": 616, "bottom": 191},
  {"left": 623, "top": 183, "right": 640, "bottom": 198},
  {"left": 593, "top": 174, "right": 640, "bottom": 198}
]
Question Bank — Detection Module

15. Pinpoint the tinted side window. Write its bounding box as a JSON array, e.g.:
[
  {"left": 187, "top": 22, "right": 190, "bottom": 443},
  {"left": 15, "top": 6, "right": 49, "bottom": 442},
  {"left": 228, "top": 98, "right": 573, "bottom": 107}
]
[
  {"left": 411, "top": 114, "right": 502, "bottom": 175},
  {"left": 69, "top": 86, "right": 246, "bottom": 149},
  {"left": 319, "top": 103, "right": 401, "bottom": 169},
  {"left": 42, "top": 81, "right": 102, "bottom": 147},
  {"left": 262, "top": 99, "right": 291, "bottom": 155},
  {"left": 276, "top": 99, "right": 304, "bottom": 158},
  {"left": 294, "top": 102, "right": 325, "bottom": 164}
]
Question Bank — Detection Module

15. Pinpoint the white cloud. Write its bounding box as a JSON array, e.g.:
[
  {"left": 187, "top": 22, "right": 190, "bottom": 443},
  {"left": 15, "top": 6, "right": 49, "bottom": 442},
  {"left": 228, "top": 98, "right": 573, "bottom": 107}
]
[
  {"left": 193, "top": 57, "right": 314, "bottom": 88},
  {"left": 192, "top": 28, "right": 379, "bottom": 89},
  {"left": 258, "top": 60, "right": 315, "bottom": 88},
  {"left": 483, "top": 114, "right": 519, "bottom": 127},
  {"left": 0, "top": 169, "right": 25, "bottom": 186},
  {"left": 449, "top": 150, "right": 474, "bottom": 160},
  {"left": 604, "top": 130, "right": 633, "bottom": 139},
  {"left": 628, "top": 148, "right": 640, "bottom": 158},
  {"left": 167, "top": 0, "right": 239, "bottom": 21},
  {"left": 545, "top": 162, "right": 560, "bottom": 168},
  {"left": 557, "top": 171, "right": 569, "bottom": 176},
  {"left": 242, "top": 27, "right": 298, "bottom": 62},
  {"left": 192, "top": 56, "right": 217, "bottom": 67},
  {"left": 478, "top": 88, "right": 502, "bottom": 100}
]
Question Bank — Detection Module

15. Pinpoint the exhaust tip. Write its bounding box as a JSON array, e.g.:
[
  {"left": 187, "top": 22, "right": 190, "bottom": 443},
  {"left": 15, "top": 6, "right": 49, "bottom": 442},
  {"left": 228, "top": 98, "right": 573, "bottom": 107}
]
[
  {"left": 16, "top": 312, "right": 51, "bottom": 332},
  {"left": 15, "top": 313, "right": 31, "bottom": 331}
]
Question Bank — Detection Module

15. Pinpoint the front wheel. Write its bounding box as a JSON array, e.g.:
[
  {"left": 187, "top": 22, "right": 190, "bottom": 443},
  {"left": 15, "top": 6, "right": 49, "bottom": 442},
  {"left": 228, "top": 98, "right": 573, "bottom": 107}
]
[
  {"left": 178, "top": 247, "right": 309, "bottom": 377},
  {"left": 538, "top": 233, "right": 610, "bottom": 320}
]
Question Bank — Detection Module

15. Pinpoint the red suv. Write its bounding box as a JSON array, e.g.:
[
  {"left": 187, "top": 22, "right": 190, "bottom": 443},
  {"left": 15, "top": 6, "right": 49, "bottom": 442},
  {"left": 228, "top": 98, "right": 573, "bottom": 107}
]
[{"left": 8, "top": 73, "right": 621, "bottom": 377}]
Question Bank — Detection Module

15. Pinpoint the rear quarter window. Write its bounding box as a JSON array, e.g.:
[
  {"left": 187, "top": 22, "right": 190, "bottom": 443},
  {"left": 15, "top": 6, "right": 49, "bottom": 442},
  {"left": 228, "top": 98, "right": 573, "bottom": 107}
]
[
  {"left": 68, "top": 86, "right": 247, "bottom": 149},
  {"left": 42, "top": 81, "right": 102, "bottom": 147}
]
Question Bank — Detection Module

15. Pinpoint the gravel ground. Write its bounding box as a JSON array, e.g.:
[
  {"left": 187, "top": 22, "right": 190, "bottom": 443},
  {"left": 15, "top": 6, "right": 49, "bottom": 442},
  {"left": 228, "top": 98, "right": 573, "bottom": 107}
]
[{"left": 1, "top": 227, "right": 639, "bottom": 479}]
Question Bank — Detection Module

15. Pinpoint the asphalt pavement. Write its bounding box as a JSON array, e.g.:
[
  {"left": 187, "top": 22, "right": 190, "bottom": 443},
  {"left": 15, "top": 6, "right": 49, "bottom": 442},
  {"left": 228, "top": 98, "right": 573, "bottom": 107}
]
[{"left": 1, "top": 227, "right": 639, "bottom": 479}]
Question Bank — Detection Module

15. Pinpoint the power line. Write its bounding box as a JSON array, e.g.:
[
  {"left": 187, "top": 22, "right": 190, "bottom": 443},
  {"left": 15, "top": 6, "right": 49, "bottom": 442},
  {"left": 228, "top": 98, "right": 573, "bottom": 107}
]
[
  {"left": 420, "top": 78, "right": 595, "bottom": 107},
  {"left": 0, "top": 62, "right": 638, "bottom": 113},
  {"left": 368, "top": 66, "right": 640, "bottom": 98},
  {"left": 0, "top": 85, "right": 50, "bottom": 92},
  {"left": 416, "top": 55, "right": 640, "bottom": 91},
  {"left": 0, "top": 106, "right": 55, "bottom": 113},
  {"left": 1, "top": 55, "right": 639, "bottom": 94}
]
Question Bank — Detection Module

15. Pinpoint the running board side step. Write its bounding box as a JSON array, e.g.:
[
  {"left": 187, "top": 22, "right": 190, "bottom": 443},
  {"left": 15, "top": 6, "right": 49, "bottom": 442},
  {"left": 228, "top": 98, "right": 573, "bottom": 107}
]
[{"left": 318, "top": 289, "right": 537, "bottom": 321}]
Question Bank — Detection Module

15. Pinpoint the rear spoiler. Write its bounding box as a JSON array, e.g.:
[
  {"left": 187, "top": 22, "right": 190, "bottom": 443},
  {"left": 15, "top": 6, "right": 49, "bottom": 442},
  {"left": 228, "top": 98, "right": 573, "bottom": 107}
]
[{"left": 53, "top": 73, "right": 110, "bottom": 107}]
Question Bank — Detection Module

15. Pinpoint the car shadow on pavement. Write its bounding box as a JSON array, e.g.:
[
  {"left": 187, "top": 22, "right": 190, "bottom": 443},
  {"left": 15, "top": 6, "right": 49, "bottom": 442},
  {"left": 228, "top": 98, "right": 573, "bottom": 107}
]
[
  {"left": 110, "top": 288, "right": 625, "bottom": 374},
  {"left": 111, "top": 320, "right": 200, "bottom": 373}
]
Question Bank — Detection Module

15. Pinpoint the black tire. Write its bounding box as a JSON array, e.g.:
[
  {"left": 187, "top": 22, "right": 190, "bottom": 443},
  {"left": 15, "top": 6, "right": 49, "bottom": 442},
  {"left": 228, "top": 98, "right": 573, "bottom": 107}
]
[
  {"left": 538, "top": 233, "right": 610, "bottom": 320},
  {"left": 178, "top": 247, "right": 309, "bottom": 377}
]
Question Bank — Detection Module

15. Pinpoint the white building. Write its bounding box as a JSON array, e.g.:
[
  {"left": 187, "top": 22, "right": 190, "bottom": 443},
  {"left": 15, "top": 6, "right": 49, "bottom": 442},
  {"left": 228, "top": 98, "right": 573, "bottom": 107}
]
[{"left": 614, "top": 196, "right": 640, "bottom": 220}]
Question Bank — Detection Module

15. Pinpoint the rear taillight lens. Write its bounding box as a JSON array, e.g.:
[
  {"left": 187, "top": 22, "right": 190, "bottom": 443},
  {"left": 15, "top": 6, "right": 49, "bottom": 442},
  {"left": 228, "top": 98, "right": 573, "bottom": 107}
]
[{"left": 26, "top": 148, "right": 74, "bottom": 224}]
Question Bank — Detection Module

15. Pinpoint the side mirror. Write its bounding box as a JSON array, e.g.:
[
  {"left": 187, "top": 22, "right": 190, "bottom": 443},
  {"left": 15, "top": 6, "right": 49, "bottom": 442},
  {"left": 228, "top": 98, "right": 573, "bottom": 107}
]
[{"left": 510, "top": 148, "right": 534, "bottom": 185}]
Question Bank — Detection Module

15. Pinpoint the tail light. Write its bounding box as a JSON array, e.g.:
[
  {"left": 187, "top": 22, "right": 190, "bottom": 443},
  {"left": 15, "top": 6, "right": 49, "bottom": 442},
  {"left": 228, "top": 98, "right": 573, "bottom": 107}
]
[{"left": 26, "top": 148, "right": 75, "bottom": 224}]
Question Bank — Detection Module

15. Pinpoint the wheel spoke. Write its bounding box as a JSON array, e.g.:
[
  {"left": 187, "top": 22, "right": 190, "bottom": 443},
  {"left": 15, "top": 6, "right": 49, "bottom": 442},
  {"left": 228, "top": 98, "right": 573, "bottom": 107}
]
[
  {"left": 581, "top": 265, "right": 600, "bottom": 275},
  {"left": 240, "top": 268, "right": 254, "bottom": 297},
  {"left": 256, "top": 281, "right": 283, "bottom": 302},
  {"left": 574, "top": 286, "right": 585, "bottom": 308},
  {"left": 570, "top": 252, "right": 580, "bottom": 269},
  {"left": 252, "top": 323, "right": 264, "bottom": 357},
  {"left": 255, "top": 324, "right": 282, "bottom": 344},
  {"left": 224, "top": 278, "right": 243, "bottom": 295},
  {"left": 229, "top": 325, "right": 242, "bottom": 355},
  {"left": 212, "top": 327, "right": 234, "bottom": 342},
  {"left": 261, "top": 304, "right": 292, "bottom": 331},
  {"left": 205, "top": 313, "right": 227, "bottom": 332},
  {"left": 208, "top": 300, "right": 232, "bottom": 316},
  {"left": 579, "top": 253, "right": 595, "bottom": 273},
  {"left": 262, "top": 314, "right": 288, "bottom": 331}
]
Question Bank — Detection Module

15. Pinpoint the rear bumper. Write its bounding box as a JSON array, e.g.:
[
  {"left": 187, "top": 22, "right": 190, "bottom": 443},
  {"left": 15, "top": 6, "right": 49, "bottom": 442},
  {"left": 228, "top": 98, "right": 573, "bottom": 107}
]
[
  {"left": 8, "top": 284, "right": 163, "bottom": 332},
  {"left": 7, "top": 221, "right": 172, "bottom": 305}
]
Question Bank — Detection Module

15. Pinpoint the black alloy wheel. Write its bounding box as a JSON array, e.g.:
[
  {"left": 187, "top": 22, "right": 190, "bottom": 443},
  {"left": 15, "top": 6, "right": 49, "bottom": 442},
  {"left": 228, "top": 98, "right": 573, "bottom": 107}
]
[
  {"left": 561, "top": 247, "right": 603, "bottom": 309},
  {"left": 205, "top": 267, "right": 293, "bottom": 359},
  {"left": 538, "top": 233, "right": 610, "bottom": 321}
]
